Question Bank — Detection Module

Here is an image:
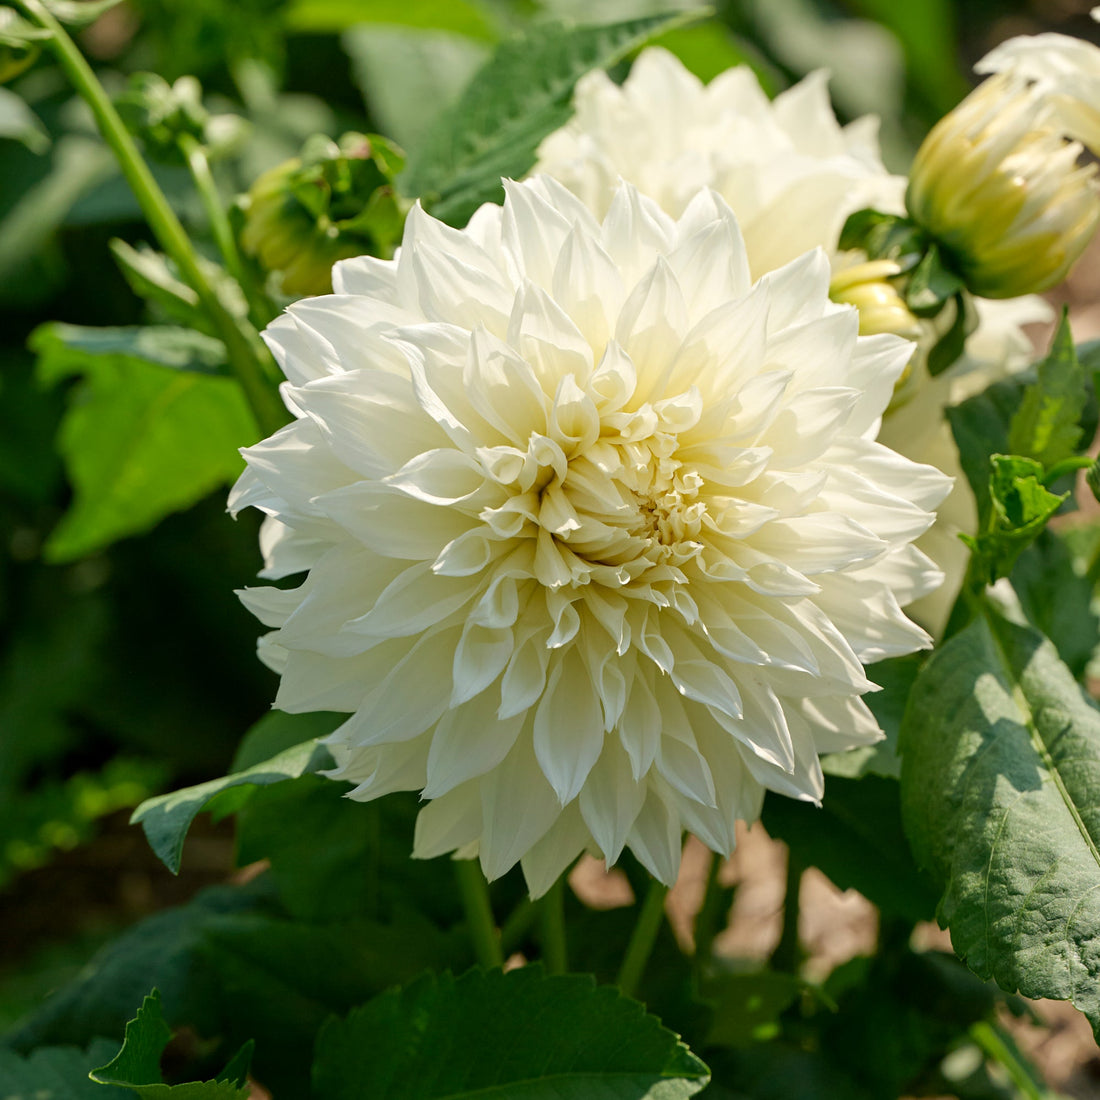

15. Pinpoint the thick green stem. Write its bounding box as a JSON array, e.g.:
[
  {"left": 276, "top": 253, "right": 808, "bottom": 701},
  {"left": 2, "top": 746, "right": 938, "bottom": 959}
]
[
  {"left": 539, "top": 876, "right": 568, "bottom": 974},
  {"left": 454, "top": 859, "right": 503, "bottom": 969},
  {"left": 969, "top": 1021, "right": 1046, "bottom": 1100},
  {"left": 617, "top": 879, "right": 668, "bottom": 998},
  {"left": 770, "top": 848, "right": 803, "bottom": 974},
  {"left": 17, "top": 0, "right": 286, "bottom": 438}
]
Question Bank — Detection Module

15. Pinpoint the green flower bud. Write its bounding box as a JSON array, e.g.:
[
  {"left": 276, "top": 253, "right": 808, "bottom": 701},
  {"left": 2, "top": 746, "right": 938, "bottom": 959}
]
[
  {"left": 906, "top": 72, "right": 1100, "bottom": 299},
  {"left": 116, "top": 72, "right": 248, "bottom": 164},
  {"left": 239, "top": 131, "right": 408, "bottom": 298}
]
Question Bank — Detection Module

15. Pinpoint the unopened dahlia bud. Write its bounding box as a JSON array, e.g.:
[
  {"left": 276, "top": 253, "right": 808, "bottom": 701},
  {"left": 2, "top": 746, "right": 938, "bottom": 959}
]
[
  {"left": 906, "top": 72, "right": 1100, "bottom": 299},
  {"left": 239, "top": 131, "right": 407, "bottom": 298},
  {"left": 830, "top": 260, "right": 922, "bottom": 339}
]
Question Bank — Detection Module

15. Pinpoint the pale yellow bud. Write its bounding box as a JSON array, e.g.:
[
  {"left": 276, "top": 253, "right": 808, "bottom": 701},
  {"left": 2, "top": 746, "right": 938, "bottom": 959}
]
[
  {"left": 906, "top": 73, "right": 1100, "bottom": 299},
  {"left": 830, "top": 260, "right": 922, "bottom": 338}
]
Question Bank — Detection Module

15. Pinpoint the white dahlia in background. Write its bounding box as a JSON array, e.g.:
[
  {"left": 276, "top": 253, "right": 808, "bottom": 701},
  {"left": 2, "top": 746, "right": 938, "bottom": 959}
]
[
  {"left": 231, "top": 177, "right": 950, "bottom": 895},
  {"left": 533, "top": 47, "right": 900, "bottom": 278},
  {"left": 534, "top": 46, "right": 1051, "bottom": 634},
  {"left": 975, "top": 10, "right": 1100, "bottom": 155}
]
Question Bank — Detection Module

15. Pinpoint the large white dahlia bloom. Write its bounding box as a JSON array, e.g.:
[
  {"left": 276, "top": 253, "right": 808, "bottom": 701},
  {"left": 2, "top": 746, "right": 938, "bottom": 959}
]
[
  {"left": 230, "top": 177, "right": 951, "bottom": 895},
  {"left": 534, "top": 46, "right": 1050, "bottom": 635}
]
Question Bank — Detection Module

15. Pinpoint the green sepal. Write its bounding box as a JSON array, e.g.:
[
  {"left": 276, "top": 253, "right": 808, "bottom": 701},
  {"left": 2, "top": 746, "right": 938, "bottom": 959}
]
[
  {"left": 837, "top": 207, "right": 924, "bottom": 269},
  {"left": 904, "top": 243, "right": 965, "bottom": 316},
  {"left": 925, "top": 290, "right": 971, "bottom": 377}
]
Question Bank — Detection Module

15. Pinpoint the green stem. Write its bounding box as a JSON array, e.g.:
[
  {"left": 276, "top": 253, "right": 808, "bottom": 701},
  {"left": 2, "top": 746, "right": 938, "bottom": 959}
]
[
  {"left": 500, "top": 896, "right": 537, "bottom": 956},
  {"left": 617, "top": 879, "right": 668, "bottom": 998},
  {"left": 539, "top": 876, "right": 568, "bottom": 974},
  {"left": 1042, "top": 454, "right": 1094, "bottom": 485},
  {"left": 969, "top": 1021, "right": 1046, "bottom": 1100},
  {"left": 692, "top": 851, "right": 725, "bottom": 973},
  {"left": 16, "top": 0, "right": 286, "bottom": 439},
  {"left": 178, "top": 132, "right": 277, "bottom": 332},
  {"left": 454, "top": 859, "right": 503, "bottom": 969},
  {"left": 178, "top": 136, "right": 245, "bottom": 288},
  {"left": 770, "top": 848, "right": 803, "bottom": 974}
]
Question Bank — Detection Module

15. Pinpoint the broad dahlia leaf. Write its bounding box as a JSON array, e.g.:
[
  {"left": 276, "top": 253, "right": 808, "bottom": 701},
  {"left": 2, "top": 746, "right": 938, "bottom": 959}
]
[
  {"left": 900, "top": 608, "right": 1100, "bottom": 1038},
  {"left": 400, "top": 11, "right": 702, "bottom": 226},
  {"left": 0, "top": 1040, "right": 124, "bottom": 1098},
  {"left": 33, "top": 323, "right": 256, "bottom": 562},
  {"left": 90, "top": 989, "right": 253, "bottom": 1098},
  {"left": 132, "top": 734, "right": 331, "bottom": 873},
  {"left": 310, "top": 967, "right": 709, "bottom": 1099}
]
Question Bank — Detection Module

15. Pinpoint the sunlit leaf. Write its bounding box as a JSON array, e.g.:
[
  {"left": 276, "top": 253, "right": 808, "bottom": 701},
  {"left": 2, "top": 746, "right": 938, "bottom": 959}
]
[{"left": 901, "top": 608, "right": 1100, "bottom": 1038}]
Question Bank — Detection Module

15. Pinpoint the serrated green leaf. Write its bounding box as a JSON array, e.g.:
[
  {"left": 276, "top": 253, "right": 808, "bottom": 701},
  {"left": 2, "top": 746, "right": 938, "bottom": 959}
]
[
  {"left": 401, "top": 9, "right": 706, "bottom": 226},
  {"left": 1008, "top": 311, "right": 1086, "bottom": 469},
  {"left": 311, "top": 966, "right": 710, "bottom": 1099},
  {"left": 284, "top": 0, "right": 498, "bottom": 38},
  {"left": 91, "top": 989, "right": 252, "bottom": 1098},
  {"left": 0, "top": 1040, "right": 127, "bottom": 1098},
  {"left": 900, "top": 608, "right": 1100, "bottom": 1038},
  {"left": 91, "top": 991, "right": 172, "bottom": 1088},
  {"left": 31, "top": 322, "right": 256, "bottom": 562},
  {"left": 131, "top": 737, "right": 331, "bottom": 873}
]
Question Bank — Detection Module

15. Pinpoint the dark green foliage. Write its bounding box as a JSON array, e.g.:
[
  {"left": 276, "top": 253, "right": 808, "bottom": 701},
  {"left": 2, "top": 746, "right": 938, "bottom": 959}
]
[
  {"left": 311, "top": 966, "right": 710, "bottom": 1099},
  {"left": 90, "top": 989, "right": 252, "bottom": 1097},
  {"left": 400, "top": 11, "right": 701, "bottom": 225},
  {"left": 763, "top": 775, "right": 938, "bottom": 924},
  {"left": 1007, "top": 312, "right": 1086, "bottom": 469},
  {"left": 0, "top": 1039, "right": 127, "bottom": 1098}
]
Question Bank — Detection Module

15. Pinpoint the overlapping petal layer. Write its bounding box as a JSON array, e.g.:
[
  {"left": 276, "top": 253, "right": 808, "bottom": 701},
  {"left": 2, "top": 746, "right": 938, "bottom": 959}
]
[{"left": 232, "top": 178, "right": 951, "bottom": 894}]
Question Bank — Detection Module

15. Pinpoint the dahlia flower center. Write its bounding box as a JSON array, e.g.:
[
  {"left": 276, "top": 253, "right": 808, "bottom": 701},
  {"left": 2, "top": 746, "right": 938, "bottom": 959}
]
[{"left": 522, "top": 395, "right": 709, "bottom": 591}]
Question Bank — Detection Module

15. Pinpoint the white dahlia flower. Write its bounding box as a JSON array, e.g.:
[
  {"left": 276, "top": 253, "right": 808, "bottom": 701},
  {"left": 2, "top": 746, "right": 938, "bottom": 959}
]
[
  {"left": 230, "top": 177, "right": 950, "bottom": 895},
  {"left": 976, "top": 13, "right": 1100, "bottom": 155}
]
